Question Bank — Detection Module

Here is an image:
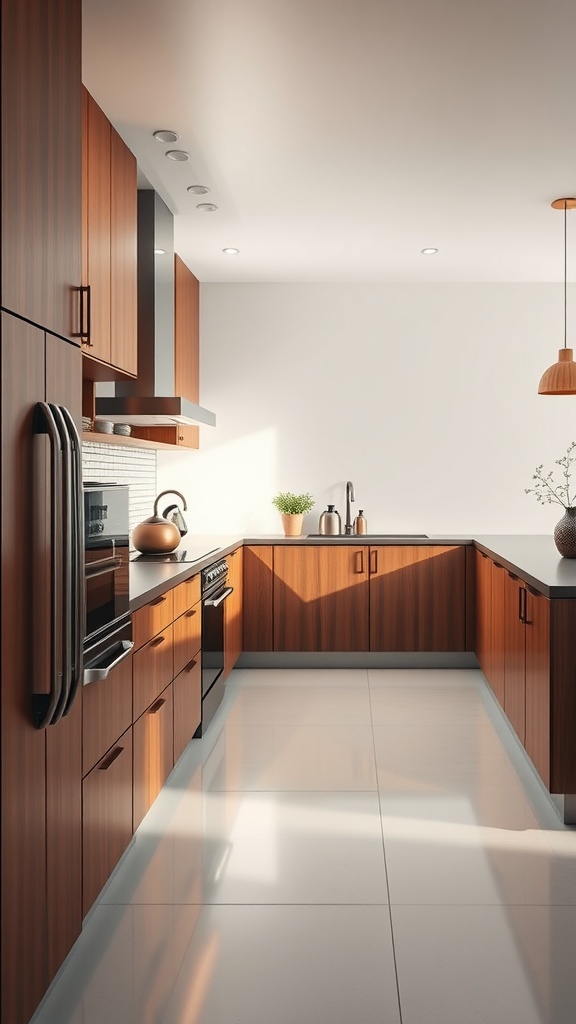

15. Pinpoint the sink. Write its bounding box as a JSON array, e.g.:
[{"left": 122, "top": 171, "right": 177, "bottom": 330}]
[{"left": 306, "top": 533, "right": 429, "bottom": 539}]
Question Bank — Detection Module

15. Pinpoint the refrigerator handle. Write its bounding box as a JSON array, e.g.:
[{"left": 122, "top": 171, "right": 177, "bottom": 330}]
[
  {"left": 32, "top": 403, "right": 64, "bottom": 728},
  {"left": 60, "top": 405, "right": 85, "bottom": 716},
  {"left": 51, "top": 405, "right": 73, "bottom": 720}
]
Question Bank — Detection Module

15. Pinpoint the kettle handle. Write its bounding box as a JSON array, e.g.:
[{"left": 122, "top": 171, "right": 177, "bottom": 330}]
[
  {"left": 153, "top": 489, "right": 187, "bottom": 516},
  {"left": 162, "top": 503, "right": 179, "bottom": 519}
]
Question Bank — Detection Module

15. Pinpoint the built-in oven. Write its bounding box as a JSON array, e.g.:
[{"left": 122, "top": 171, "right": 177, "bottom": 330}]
[
  {"left": 201, "top": 557, "right": 234, "bottom": 733},
  {"left": 83, "top": 482, "right": 133, "bottom": 684}
]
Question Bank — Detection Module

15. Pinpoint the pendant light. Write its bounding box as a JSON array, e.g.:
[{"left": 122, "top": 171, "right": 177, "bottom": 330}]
[{"left": 538, "top": 197, "right": 576, "bottom": 395}]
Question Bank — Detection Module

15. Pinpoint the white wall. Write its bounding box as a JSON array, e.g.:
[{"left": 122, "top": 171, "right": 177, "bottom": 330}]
[{"left": 157, "top": 283, "right": 576, "bottom": 537}]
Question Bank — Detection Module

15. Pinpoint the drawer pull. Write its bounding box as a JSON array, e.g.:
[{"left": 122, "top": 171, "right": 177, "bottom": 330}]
[
  {"left": 185, "top": 658, "right": 197, "bottom": 672},
  {"left": 185, "top": 609, "right": 197, "bottom": 618},
  {"left": 98, "top": 746, "right": 124, "bottom": 771},
  {"left": 354, "top": 550, "right": 364, "bottom": 575},
  {"left": 150, "top": 635, "right": 166, "bottom": 649},
  {"left": 370, "top": 549, "right": 378, "bottom": 575},
  {"left": 148, "top": 697, "right": 166, "bottom": 715},
  {"left": 150, "top": 595, "right": 167, "bottom": 606}
]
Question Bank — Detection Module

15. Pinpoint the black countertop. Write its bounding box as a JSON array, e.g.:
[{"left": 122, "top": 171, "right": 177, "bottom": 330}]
[{"left": 129, "top": 533, "right": 576, "bottom": 611}]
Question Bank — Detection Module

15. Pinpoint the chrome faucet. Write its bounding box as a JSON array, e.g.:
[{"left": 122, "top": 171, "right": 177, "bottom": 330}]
[{"left": 344, "top": 480, "right": 355, "bottom": 534}]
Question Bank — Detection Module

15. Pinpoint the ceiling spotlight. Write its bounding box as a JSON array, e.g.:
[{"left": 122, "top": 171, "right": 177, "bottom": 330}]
[
  {"left": 187, "top": 184, "right": 211, "bottom": 195},
  {"left": 153, "top": 129, "right": 179, "bottom": 143},
  {"left": 222, "top": 247, "right": 240, "bottom": 255},
  {"left": 154, "top": 248, "right": 166, "bottom": 255},
  {"left": 421, "top": 248, "right": 439, "bottom": 255},
  {"left": 165, "top": 149, "right": 190, "bottom": 162},
  {"left": 196, "top": 203, "right": 218, "bottom": 212}
]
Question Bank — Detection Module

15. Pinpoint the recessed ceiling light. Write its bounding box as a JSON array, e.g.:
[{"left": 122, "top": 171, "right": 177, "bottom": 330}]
[
  {"left": 222, "top": 247, "right": 239, "bottom": 255},
  {"left": 196, "top": 203, "right": 218, "bottom": 212},
  {"left": 153, "top": 129, "right": 179, "bottom": 143},
  {"left": 154, "top": 248, "right": 166, "bottom": 255},
  {"left": 165, "top": 149, "right": 190, "bottom": 162},
  {"left": 187, "top": 184, "right": 211, "bottom": 195},
  {"left": 421, "top": 247, "right": 439, "bottom": 255}
]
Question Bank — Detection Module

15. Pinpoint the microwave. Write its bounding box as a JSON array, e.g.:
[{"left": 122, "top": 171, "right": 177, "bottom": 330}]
[{"left": 84, "top": 482, "right": 130, "bottom": 645}]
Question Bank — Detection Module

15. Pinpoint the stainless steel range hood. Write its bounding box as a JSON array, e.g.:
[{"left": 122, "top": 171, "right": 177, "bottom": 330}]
[{"left": 95, "top": 190, "right": 216, "bottom": 428}]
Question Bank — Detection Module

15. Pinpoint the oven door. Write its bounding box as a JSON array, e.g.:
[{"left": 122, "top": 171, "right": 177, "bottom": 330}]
[
  {"left": 85, "top": 542, "right": 130, "bottom": 641},
  {"left": 83, "top": 615, "right": 133, "bottom": 685},
  {"left": 202, "top": 584, "right": 234, "bottom": 697}
]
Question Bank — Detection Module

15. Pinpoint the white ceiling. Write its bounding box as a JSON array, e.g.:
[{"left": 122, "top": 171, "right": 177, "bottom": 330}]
[{"left": 83, "top": 0, "right": 576, "bottom": 283}]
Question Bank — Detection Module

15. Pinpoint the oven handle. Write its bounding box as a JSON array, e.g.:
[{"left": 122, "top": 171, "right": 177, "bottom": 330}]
[
  {"left": 83, "top": 641, "right": 134, "bottom": 685},
  {"left": 203, "top": 586, "right": 234, "bottom": 608},
  {"left": 85, "top": 557, "right": 123, "bottom": 579}
]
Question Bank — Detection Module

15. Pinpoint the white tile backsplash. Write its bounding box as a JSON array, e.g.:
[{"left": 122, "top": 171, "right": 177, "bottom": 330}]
[{"left": 82, "top": 442, "right": 157, "bottom": 534}]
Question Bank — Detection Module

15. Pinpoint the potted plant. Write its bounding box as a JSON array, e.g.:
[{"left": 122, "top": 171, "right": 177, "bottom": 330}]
[
  {"left": 525, "top": 440, "right": 576, "bottom": 557},
  {"left": 272, "top": 491, "right": 315, "bottom": 537}
]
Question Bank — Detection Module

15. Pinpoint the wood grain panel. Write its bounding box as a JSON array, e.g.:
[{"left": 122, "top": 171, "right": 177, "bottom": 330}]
[
  {"left": 274, "top": 546, "right": 369, "bottom": 652},
  {"left": 82, "top": 729, "right": 133, "bottom": 916},
  {"left": 174, "top": 255, "right": 199, "bottom": 400},
  {"left": 224, "top": 546, "right": 244, "bottom": 678},
  {"left": 550, "top": 599, "right": 576, "bottom": 792},
  {"left": 525, "top": 589, "right": 551, "bottom": 787},
  {"left": 110, "top": 125, "right": 137, "bottom": 375},
  {"left": 132, "top": 589, "right": 174, "bottom": 650},
  {"left": 243, "top": 546, "right": 274, "bottom": 651},
  {"left": 1, "top": 0, "right": 82, "bottom": 341},
  {"left": 82, "top": 652, "right": 133, "bottom": 776},
  {"left": 173, "top": 660, "right": 202, "bottom": 762},
  {"left": 489, "top": 561, "right": 506, "bottom": 707},
  {"left": 83, "top": 89, "right": 111, "bottom": 362},
  {"left": 173, "top": 573, "right": 201, "bottom": 619},
  {"left": 1, "top": 314, "right": 48, "bottom": 1024},
  {"left": 370, "top": 545, "right": 466, "bottom": 652},
  {"left": 133, "top": 625, "right": 174, "bottom": 721},
  {"left": 133, "top": 685, "right": 174, "bottom": 830},
  {"left": 130, "top": 424, "right": 200, "bottom": 449},
  {"left": 503, "top": 573, "right": 526, "bottom": 744},
  {"left": 475, "top": 550, "right": 491, "bottom": 676},
  {"left": 173, "top": 606, "right": 202, "bottom": 678}
]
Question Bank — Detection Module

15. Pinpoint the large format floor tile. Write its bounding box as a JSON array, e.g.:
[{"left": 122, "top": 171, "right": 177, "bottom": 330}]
[{"left": 224, "top": 684, "right": 373, "bottom": 726}]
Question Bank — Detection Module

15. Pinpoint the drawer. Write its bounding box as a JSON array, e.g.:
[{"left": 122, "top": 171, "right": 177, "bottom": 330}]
[
  {"left": 132, "top": 590, "right": 174, "bottom": 651},
  {"left": 82, "top": 650, "right": 133, "bottom": 776},
  {"left": 82, "top": 728, "right": 133, "bottom": 917},
  {"left": 173, "top": 605, "right": 201, "bottom": 678},
  {"left": 133, "top": 623, "right": 173, "bottom": 721},
  {"left": 133, "top": 684, "right": 174, "bottom": 830},
  {"left": 173, "top": 573, "right": 201, "bottom": 619},
  {"left": 173, "top": 658, "right": 201, "bottom": 762}
]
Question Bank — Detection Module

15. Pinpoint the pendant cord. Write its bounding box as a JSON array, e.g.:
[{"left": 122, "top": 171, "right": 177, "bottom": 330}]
[{"left": 564, "top": 200, "right": 567, "bottom": 349}]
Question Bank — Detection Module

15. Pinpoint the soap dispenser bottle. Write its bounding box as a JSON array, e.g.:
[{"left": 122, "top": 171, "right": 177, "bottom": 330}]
[
  {"left": 353, "top": 510, "right": 367, "bottom": 535},
  {"left": 318, "top": 505, "right": 342, "bottom": 535}
]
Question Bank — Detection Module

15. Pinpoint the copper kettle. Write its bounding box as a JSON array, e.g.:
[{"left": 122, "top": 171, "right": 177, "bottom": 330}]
[{"left": 132, "top": 489, "right": 188, "bottom": 554}]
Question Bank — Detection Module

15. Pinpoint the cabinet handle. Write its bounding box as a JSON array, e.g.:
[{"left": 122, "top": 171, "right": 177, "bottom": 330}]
[
  {"left": 370, "top": 549, "right": 378, "bottom": 575},
  {"left": 185, "top": 609, "right": 197, "bottom": 618},
  {"left": 98, "top": 746, "right": 124, "bottom": 771},
  {"left": 354, "top": 550, "right": 364, "bottom": 574},
  {"left": 518, "top": 585, "right": 523, "bottom": 621},
  {"left": 493, "top": 562, "right": 504, "bottom": 570},
  {"left": 79, "top": 285, "right": 91, "bottom": 344},
  {"left": 184, "top": 658, "right": 197, "bottom": 672},
  {"left": 150, "top": 635, "right": 166, "bottom": 649},
  {"left": 148, "top": 697, "right": 166, "bottom": 715},
  {"left": 150, "top": 595, "right": 167, "bottom": 606}
]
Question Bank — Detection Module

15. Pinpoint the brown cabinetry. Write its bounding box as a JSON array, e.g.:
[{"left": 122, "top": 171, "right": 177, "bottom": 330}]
[
  {"left": 173, "top": 659, "right": 202, "bottom": 762},
  {"left": 1, "top": 0, "right": 82, "bottom": 343},
  {"left": 475, "top": 551, "right": 506, "bottom": 705},
  {"left": 224, "top": 546, "right": 244, "bottom": 678},
  {"left": 133, "top": 624, "right": 174, "bottom": 721},
  {"left": 369, "top": 545, "right": 466, "bottom": 652},
  {"left": 82, "top": 88, "right": 137, "bottom": 379},
  {"left": 133, "top": 685, "right": 174, "bottom": 830},
  {"left": 82, "top": 730, "right": 133, "bottom": 916},
  {"left": 243, "top": 545, "right": 274, "bottom": 651}
]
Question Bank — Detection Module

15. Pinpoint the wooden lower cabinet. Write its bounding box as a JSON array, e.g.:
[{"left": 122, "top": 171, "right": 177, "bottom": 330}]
[
  {"left": 224, "top": 546, "right": 243, "bottom": 678},
  {"left": 82, "top": 730, "right": 133, "bottom": 916},
  {"left": 274, "top": 545, "right": 369, "bottom": 651},
  {"left": 133, "top": 623, "right": 174, "bottom": 720},
  {"left": 133, "top": 684, "right": 174, "bottom": 830},
  {"left": 173, "top": 659, "right": 202, "bottom": 762},
  {"left": 243, "top": 545, "right": 274, "bottom": 651},
  {"left": 503, "top": 571, "right": 528, "bottom": 744},
  {"left": 370, "top": 545, "right": 466, "bottom": 652},
  {"left": 524, "top": 588, "right": 551, "bottom": 787}
]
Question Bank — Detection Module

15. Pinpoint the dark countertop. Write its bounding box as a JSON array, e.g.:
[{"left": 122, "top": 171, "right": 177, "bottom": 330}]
[{"left": 129, "top": 532, "right": 576, "bottom": 611}]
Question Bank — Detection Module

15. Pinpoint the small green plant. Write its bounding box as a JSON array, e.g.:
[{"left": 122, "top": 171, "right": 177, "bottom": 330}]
[
  {"left": 525, "top": 441, "right": 576, "bottom": 509},
  {"left": 272, "top": 491, "right": 315, "bottom": 515}
]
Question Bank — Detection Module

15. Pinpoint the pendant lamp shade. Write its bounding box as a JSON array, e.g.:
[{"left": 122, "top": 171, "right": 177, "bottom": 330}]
[{"left": 538, "top": 198, "right": 576, "bottom": 396}]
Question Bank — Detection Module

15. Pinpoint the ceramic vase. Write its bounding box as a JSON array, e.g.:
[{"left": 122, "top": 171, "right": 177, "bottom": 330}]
[
  {"left": 554, "top": 506, "right": 576, "bottom": 558},
  {"left": 281, "top": 513, "right": 304, "bottom": 537}
]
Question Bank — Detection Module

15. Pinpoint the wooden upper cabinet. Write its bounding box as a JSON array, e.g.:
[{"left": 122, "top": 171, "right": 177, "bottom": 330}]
[
  {"left": 369, "top": 545, "right": 466, "bottom": 652},
  {"left": 1, "top": 0, "right": 82, "bottom": 342},
  {"left": 274, "top": 546, "right": 369, "bottom": 652},
  {"left": 82, "top": 87, "right": 137, "bottom": 379},
  {"left": 173, "top": 255, "right": 200, "bottom": 449}
]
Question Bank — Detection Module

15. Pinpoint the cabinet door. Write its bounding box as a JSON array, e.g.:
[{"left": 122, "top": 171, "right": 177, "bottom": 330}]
[
  {"left": 133, "top": 624, "right": 174, "bottom": 721},
  {"left": 133, "top": 686, "right": 174, "bottom": 830},
  {"left": 133, "top": 590, "right": 174, "bottom": 650},
  {"left": 82, "top": 89, "right": 111, "bottom": 364},
  {"left": 173, "top": 605, "right": 202, "bottom": 678},
  {"left": 503, "top": 573, "right": 526, "bottom": 744},
  {"left": 243, "top": 545, "right": 274, "bottom": 651},
  {"left": 82, "top": 651, "right": 133, "bottom": 776},
  {"left": 525, "top": 589, "right": 551, "bottom": 786},
  {"left": 224, "top": 547, "right": 244, "bottom": 679},
  {"left": 274, "top": 546, "right": 369, "bottom": 652},
  {"left": 173, "top": 659, "right": 202, "bottom": 762},
  {"left": 173, "top": 574, "right": 201, "bottom": 619},
  {"left": 110, "top": 125, "right": 137, "bottom": 375},
  {"left": 488, "top": 561, "right": 506, "bottom": 707},
  {"left": 82, "top": 730, "right": 133, "bottom": 917},
  {"left": 475, "top": 550, "right": 491, "bottom": 676},
  {"left": 174, "top": 255, "right": 199, "bottom": 449},
  {"left": 370, "top": 545, "right": 466, "bottom": 652},
  {"left": 1, "top": 0, "right": 82, "bottom": 342}
]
